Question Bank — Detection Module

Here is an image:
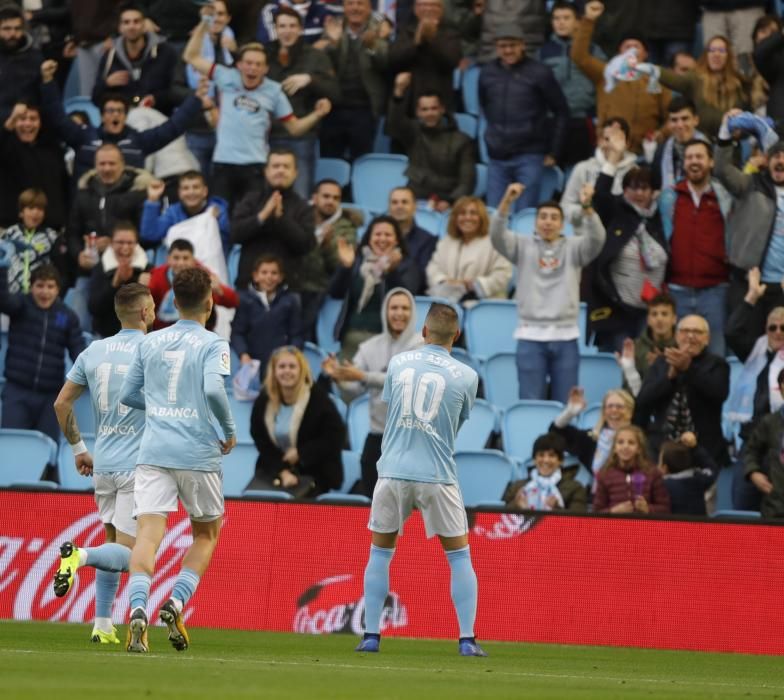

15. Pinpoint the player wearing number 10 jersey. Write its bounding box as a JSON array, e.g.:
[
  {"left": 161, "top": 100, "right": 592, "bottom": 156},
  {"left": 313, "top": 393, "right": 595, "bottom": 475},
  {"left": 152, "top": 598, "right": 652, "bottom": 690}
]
[
  {"left": 119, "top": 267, "right": 236, "bottom": 653},
  {"left": 356, "top": 303, "right": 488, "bottom": 657}
]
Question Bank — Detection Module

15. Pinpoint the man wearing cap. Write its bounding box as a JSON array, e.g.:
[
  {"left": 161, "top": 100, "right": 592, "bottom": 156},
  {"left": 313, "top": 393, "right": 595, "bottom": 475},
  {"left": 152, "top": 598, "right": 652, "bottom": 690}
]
[
  {"left": 478, "top": 25, "right": 570, "bottom": 213},
  {"left": 716, "top": 109, "right": 784, "bottom": 328}
]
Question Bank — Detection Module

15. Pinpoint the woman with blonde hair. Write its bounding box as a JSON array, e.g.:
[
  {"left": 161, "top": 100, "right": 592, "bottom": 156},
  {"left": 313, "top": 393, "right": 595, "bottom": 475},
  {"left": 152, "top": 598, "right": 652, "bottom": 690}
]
[
  {"left": 425, "top": 196, "right": 512, "bottom": 305},
  {"left": 549, "top": 386, "right": 635, "bottom": 481},
  {"left": 249, "top": 346, "right": 345, "bottom": 496},
  {"left": 648, "top": 35, "right": 748, "bottom": 138}
]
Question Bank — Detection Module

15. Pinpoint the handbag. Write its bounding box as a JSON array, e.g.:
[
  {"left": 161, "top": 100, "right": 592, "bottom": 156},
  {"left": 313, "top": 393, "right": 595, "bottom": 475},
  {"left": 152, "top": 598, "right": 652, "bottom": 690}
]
[{"left": 246, "top": 474, "right": 317, "bottom": 499}]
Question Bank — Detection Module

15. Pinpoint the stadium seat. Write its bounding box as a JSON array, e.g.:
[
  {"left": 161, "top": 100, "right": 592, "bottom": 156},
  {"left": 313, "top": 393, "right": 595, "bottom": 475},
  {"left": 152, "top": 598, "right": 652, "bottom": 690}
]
[
  {"left": 64, "top": 96, "right": 101, "bottom": 128},
  {"left": 578, "top": 402, "right": 603, "bottom": 430},
  {"left": 221, "top": 443, "right": 257, "bottom": 496},
  {"left": 314, "top": 157, "right": 351, "bottom": 188},
  {"left": 373, "top": 117, "right": 391, "bottom": 153},
  {"left": 315, "top": 493, "right": 371, "bottom": 505},
  {"left": 0, "top": 429, "right": 58, "bottom": 485},
  {"left": 501, "top": 400, "right": 564, "bottom": 464},
  {"left": 455, "top": 398, "right": 498, "bottom": 451},
  {"left": 461, "top": 64, "right": 480, "bottom": 116},
  {"left": 464, "top": 299, "right": 517, "bottom": 361},
  {"left": 481, "top": 352, "right": 518, "bottom": 411},
  {"left": 477, "top": 114, "right": 489, "bottom": 164},
  {"left": 227, "top": 244, "right": 242, "bottom": 285},
  {"left": 242, "top": 489, "right": 293, "bottom": 501},
  {"left": 315, "top": 297, "right": 342, "bottom": 355},
  {"left": 715, "top": 465, "right": 733, "bottom": 512},
  {"left": 578, "top": 353, "right": 622, "bottom": 405},
  {"left": 413, "top": 296, "right": 463, "bottom": 334},
  {"left": 337, "top": 449, "right": 361, "bottom": 493},
  {"left": 538, "top": 166, "right": 565, "bottom": 203},
  {"left": 473, "top": 163, "right": 488, "bottom": 198},
  {"left": 57, "top": 434, "right": 95, "bottom": 491},
  {"left": 415, "top": 207, "right": 445, "bottom": 237},
  {"left": 304, "top": 342, "right": 326, "bottom": 380},
  {"left": 711, "top": 509, "right": 761, "bottom": 519},
  {"left": 454, "top": 112, "right": 478, "bottom": 139},
  {"left": 454, "top": 450, "right": 515, "bottom": 506},
  {"left": 228, "top": 395, "right": 254, "bottom": 444},
  {"left": 351, "top": 154, "right": 409, "bottom": 213},
  {"left": 329, "top": 393, "right": 347, "bottom": 421},
  {"left": 578, "top": 302, "right": 595, "bottom": 354},
  {"left": 450, "top": 346, "right": 482, "bottom": 376},
  {"left": 347, "top": 393, "right": 370, "bottom": 451}
]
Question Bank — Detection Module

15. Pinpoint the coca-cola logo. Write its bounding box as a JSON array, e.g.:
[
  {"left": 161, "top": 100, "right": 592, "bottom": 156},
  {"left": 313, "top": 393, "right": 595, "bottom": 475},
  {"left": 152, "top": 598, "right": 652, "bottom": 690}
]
[
  {"left": 471, "top": 513, "right": 540, "bottom": 540},
  {"left": 2, "top": 512, "right": 195, "bottom": 623},
  {"left": 293, "top": 574, "right": 408, "bottom": 635}
]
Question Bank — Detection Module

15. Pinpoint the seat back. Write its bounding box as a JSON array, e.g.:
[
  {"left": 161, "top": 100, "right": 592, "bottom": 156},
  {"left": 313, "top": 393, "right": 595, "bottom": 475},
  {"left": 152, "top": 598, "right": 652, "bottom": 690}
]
[
  {"left": 221, "top": 443, "right": 257, "bottom": 496},
  {"left": 578, "top": 353, "right": 622, "bottom": 405},
  {"left": 303, "top": 342, "right": 326, "bottom": 380},
  {"left": 461, "top": 65, "right": 480, "bottom": 116},
  {"left": 228, "top": 395, "right": 254, "bottom": 444},
  {"left": 473, "top": 163, "right": 488, "bottom": 198},
  {"left": 454, "top": 449, "right": 515, "bottom": 506},
  {"left": 347, "top": 393, "right": 370, "bottom": 451},
  {"left": 538, "top": 166, "right": 565, "bottom": 203},
  {"left": 455, "top": 398, "right": 497, "bottom": 451},
  {"left": 413, "top": 296, "right": 463, "bottom": 334},
  {"left": 481, "top": 352, "right": 519, "bottom": 411},
  {"left": 227, "top": 244, "right": 242, "bottom": 285},
  {"left": 0, "top": 429, "right": 58, "bottom": 486},
  {"left": 338, "top": 449, "right": 361, "bottom": 493},
  {"left": 415, "top": 208, "right": 445, "bottom": 237},
  {"left": 454, "top": 112, "right": 478, "bottom": 138},
  {"left": 464, "top": 300, "right": 517, "bottom": 361},
  {"left": 314, "top": 157, "right": 351, "bottom": 187},
  {"left": 351, "top": 154, "right": 408, "bottom": 213},
  {"left": 501, "top": 401, "right": 564, "bottom": 464},
  {"left": 315, "top": 297, "right": 343, "bottom": 355}
]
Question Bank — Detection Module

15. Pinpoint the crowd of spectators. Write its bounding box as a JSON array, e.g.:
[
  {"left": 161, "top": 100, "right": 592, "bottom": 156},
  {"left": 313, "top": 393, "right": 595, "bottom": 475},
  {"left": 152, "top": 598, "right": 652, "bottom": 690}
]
[{"left": 5, "top": 0, "right": 784, "bottom": 516}]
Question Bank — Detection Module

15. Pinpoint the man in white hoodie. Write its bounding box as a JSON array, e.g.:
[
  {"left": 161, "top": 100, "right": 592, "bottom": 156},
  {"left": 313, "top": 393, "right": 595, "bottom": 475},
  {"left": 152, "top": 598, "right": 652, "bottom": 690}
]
[
  {"left": 322, "top": 287, "right": 422, "bottom": 495},
  {"left": 560, "top": 115, "right": 637, "bottom": 224}
]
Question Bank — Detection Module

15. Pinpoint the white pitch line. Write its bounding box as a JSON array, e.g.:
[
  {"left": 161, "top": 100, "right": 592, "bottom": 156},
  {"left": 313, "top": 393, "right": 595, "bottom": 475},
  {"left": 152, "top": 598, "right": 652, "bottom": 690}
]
[{"left": 1, "top": 648, "right": 782, "bottom": 690}]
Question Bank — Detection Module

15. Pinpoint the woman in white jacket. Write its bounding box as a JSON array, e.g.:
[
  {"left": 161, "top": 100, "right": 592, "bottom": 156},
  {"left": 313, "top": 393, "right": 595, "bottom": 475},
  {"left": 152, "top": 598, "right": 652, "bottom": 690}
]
[{"left": 425, "top": 196, "right": 512, "bottom": 305}]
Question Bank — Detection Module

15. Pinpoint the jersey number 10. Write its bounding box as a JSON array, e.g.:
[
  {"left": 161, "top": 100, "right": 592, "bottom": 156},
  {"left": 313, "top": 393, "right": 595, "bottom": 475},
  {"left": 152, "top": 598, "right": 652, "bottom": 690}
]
[{"left": 398, "top": 368, "right": 446, "bottom": 423}]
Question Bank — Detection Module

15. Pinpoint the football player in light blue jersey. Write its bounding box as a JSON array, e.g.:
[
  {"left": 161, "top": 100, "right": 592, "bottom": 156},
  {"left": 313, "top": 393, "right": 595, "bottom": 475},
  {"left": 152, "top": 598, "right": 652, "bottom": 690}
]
[
  {"left": 52, "top": 283, "right": 155, "bottom": 644},
  {"left": 119, "top": 267, "right": 236, "bottom": 653},
  {"left": 356, "top": 303, "right": 488, "bottom": 658}
]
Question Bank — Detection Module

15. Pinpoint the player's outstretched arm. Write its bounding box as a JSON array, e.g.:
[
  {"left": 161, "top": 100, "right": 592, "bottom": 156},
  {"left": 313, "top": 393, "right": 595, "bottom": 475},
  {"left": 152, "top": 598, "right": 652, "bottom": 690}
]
[
  {"left": 119, "top": 349, "right": 146, "bottom": 410},
  {"left": 53, "top": 380, "right": 93, "bottom": 475}
]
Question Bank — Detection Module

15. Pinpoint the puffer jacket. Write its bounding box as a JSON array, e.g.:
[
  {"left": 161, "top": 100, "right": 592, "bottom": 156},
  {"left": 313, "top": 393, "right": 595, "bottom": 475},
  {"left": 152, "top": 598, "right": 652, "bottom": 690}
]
[
  {"left": 386, "top": 96, "right": 475, "bottom": 202},
  {"left": 479, "top": 56, "right": 570, "bottom": 160},
  {"left": 0, "top": 266, "right": 85, "bottom": 393},
  {"left": 743, "top": 409, "right": 784, "bottom": 518},
  {"left": 593, "top": 464, "right": 671, "bottom": 513}
]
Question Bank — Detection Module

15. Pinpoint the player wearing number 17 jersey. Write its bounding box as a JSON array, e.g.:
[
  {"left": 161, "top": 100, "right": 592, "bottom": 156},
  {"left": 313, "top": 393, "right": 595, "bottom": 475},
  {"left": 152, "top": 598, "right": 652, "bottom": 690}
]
[
  {"left": 356, "top": 303, "right": 488, "bottom": 657},
  {"left": 119, "top": 267, "right": 236, "bottom": 653}
]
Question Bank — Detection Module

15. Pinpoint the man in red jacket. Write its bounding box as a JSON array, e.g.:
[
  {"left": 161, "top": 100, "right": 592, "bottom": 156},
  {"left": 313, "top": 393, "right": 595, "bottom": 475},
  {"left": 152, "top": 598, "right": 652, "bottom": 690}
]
[
  {"left": 146, "top": 238, "right": 238, "bottom": 330},
  {"left": 664, "top": 139, "right": 731, "bottom": 357}
]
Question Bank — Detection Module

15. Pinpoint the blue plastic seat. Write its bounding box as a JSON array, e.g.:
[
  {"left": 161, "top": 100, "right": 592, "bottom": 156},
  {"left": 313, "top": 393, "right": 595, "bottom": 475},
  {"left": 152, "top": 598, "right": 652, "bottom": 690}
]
[
  {"left": 221, "top": 443, "right": 257, "bottom": 496},
  {"left": 711, "top": 509, "right": 761, "bottom": 519},
  {"left": 477, "top": 114, "right": 489, "bottom": 164},
  {"left": 578, "top": 402, "right": 603, "bottom": 430},
  {"left": 413, "top": 296, "right": 463, "bottom": 334},
  {"left": 0, "top": 331, "right": 6, "bottom": 378},
  {"left": 315, "top": 493, "right": 371, "bottom": 504},
  {"left": 454, "top": 112, "right": 478, "bottom": 139},
  {"left": 64, "top": 96, "right": 101, "bottom": 128},
  {"left": 473, "top": 163, "right": 488, "bottom": 198},
  {"left": 454, "top": 449, "right": 515, "bottom": 507},
  {"left": 0, "top": 429, "right": 58, "bottom": 485},
  {"left": 501, "top": 400, "right": 564, "bottom": 464},
  {"left": 347, "top": 393, "right": 370, "bottom": 451},
  {"left": 227, "top": 244, "right": 242, "bottom": 285},
  {"left": 242, "top": 489, "right": 293, "bottom": 501},
  {"left": 509, "top": 208, "right": 537, "bottom": 235},
  {"left": 57, "top": 434, "right": 95, "bottom": 491},
  {"left": 315, "top": 297, "right": 343, "bottom": 355},
  {"left": 578, "top": 353, "right": 622, "bottom": 406},
  {"left": 578, "top": 301, "right": 595, "bottom": 354},
  {"left": 337, "top": 449, "right": 361, "bottom": 493},
  {"left": 303, "top": 342, "right": 326, "bottom": 380},
  {"left": 455, "top": 398, "right": 498, "bottom": 451},
  {"left": 538, "top": 166, "right": 565, "bottom": 203},
  {"left": 373, "top": 117, "right": 391, "bottom": 153},
  {"left": 315, "top": 157, "right": 351, "bottom": 188},
  {"left": 464, "top": 300, "right": 517, "bottom": 361},
  {"left": 461, "top": 65, "right": 480, "bottom": 116},
  {"left": 415, "top": 207, "right": 445, "bottom": 237},
  {"left": 481, "top": 352, "right": 518, "bottom": 411},
  {"left": 351, "top": 154, "right": 409, "bottom": 213},
  {"left": 228, "top": 395, "right": 254, "bottom": 444}
]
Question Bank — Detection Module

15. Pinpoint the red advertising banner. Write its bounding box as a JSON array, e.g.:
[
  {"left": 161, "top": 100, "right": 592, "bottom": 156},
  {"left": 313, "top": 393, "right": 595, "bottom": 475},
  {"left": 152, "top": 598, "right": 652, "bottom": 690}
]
[{"left": 1, "top": 490, "right": 782, "bottom": 655}]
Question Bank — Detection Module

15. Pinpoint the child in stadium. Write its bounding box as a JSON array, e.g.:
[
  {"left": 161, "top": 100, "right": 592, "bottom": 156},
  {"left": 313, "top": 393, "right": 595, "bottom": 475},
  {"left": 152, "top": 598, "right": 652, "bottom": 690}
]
[
  {"left": 658, "top": 432, "right": 718, "bottom": 515},
  {"left": 503, "top": 432, "right": 588, "bottom": 512},
  {"left": 593, "top": 425, "right": 671, "bottom": 513}
]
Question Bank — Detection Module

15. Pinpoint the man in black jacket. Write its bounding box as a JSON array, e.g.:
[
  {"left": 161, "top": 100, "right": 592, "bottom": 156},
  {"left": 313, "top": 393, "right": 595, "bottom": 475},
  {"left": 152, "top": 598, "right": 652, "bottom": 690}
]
[
  {"left": 634, "top": 314, "right": 730, "bottom": 468},
  {"left": 0, "top": 245, "right": 85, "bottom": 442},
  {"left": 231, "top": 149, "right": 315, "bottom": 289},
  {"left": 0, "top": 5, "right": 43, "bottom": 121},
  {"left": 479, "top": 26, "right": 569, "bottom": 212}
]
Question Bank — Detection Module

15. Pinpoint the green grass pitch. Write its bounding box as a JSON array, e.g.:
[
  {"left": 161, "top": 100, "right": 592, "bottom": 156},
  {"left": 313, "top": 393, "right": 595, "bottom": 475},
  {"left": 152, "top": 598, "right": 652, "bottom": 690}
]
[{"left": 1, "top": 622, "right": 783, "bottom": 699}]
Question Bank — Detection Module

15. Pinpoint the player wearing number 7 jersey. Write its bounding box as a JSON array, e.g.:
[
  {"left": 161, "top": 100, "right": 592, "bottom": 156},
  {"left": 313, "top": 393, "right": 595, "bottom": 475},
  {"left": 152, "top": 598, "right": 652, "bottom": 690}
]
[
  {"left": 356, "top": 303, "right": 488, "bottom": 657},
  {"left": 119, "top": 267, "right": 237, "bottom": 653},
  {"left": 52, "top": 283, "right": 156, "bottom": 645}
]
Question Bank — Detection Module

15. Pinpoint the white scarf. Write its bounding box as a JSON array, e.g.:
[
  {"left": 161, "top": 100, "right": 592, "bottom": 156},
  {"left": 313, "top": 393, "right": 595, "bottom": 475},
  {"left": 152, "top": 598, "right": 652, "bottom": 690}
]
[
  {"left": 264, "top": 385, "right": 312, "bottom": 450},
  {"left": 523, "top": 470, "right": 565, "bottom": 510}
]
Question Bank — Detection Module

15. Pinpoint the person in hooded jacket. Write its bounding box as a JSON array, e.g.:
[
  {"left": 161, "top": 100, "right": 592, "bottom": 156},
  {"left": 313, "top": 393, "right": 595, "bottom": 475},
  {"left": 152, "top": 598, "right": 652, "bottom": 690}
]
[
  {"left": 387, "top": 76, "right": 475, "bottom": 211},
  {"left": 322, "top": 286, "right": 422, "bottom": 495}
]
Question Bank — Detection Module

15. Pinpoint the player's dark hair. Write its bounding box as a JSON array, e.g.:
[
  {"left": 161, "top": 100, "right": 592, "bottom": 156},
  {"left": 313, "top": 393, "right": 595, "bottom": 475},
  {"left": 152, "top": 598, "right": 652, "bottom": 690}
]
[
  {"left": 274, "top": 5, "right": 303, "bottom": 26},
  {"left": 173, "top": 267, "right": 212, "bottom": 312},
  {"left": 424, "top": 302, "right": 459, "bottom": 344},
  {"left": 114, "top": 281, "right": 151, "bottom": 317},
  {"left": 601, "top": 115, "right": 630, "bottom": 140},
  {"left": 659, "top": 440, "right": 692, "bottom": 474},
  {"left": 532, "top": 433, "right": 565, "bottom": 460},
  {"left": 0, "top": 4, "right": 23, "bottom": 22},
  {"left": 647, "top": 291, "right": 676, "bottom": 312},
  {"left": 667, "top": 95, "right": 697, "bottom": 115},
  {"left": 169, "top": 238, "right": 194, "bottom": 254},
  {"left": 253, "top": 254, "right": 284, "bottom": 274},
  {"left": 18, "top": 188, "right": 47, "bottom": 211},
  {"left": 30, "top": 263, "right": 60, "bottom": 288},
  {"left": 178, "top": 170, "right": 206, "bottom": 186},
  {"left": 112, "top": 220, "right": 138, "bottom": 239},
  {"left": 684, "top": 138, "right": 713, "bottom": 158},
  {"left": 536, "top": 200, "right": 564, "bottom": 218}
]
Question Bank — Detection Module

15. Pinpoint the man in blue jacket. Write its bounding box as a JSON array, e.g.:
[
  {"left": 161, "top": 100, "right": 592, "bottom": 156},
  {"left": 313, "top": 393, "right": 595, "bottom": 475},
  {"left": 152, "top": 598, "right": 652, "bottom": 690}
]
[
  {"left": 0, "top": 241, "right": 85, "bottom": 442},
  {"left": 479, "top": 26, "right": 570, "bottom": 212}
]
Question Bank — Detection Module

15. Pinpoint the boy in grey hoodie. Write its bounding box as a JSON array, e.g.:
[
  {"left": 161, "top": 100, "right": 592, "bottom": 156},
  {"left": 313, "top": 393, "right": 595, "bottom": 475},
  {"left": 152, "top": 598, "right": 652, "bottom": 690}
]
[
  {"left": 490, "top": 182, "right": 605, "bottom": 403},
  {"left": 322, "top": 287, "right": 423, "bottom": 495}
]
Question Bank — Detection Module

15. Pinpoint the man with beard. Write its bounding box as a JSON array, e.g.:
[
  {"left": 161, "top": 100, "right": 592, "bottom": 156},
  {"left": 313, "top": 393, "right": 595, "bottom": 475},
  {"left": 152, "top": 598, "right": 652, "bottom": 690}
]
[
  {"left": 0, "top": 5, "right": 42, "bottom": 121},
  {"left": 659, "top": 139, "right": 732, "bottom": 357},
  {"left": 715, "top": 109, "right": 784, "bottom": 328}
]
